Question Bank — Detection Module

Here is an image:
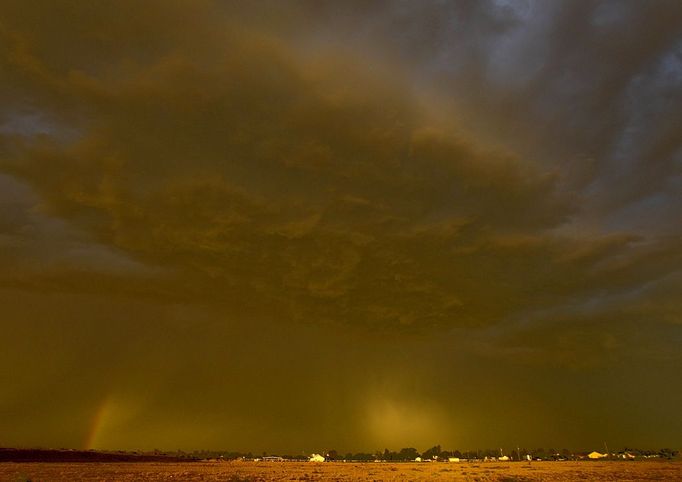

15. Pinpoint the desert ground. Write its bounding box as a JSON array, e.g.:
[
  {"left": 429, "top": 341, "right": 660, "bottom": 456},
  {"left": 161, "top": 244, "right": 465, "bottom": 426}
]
[{"left": 2, "top": 460, "right": 682, "bottom": 481}]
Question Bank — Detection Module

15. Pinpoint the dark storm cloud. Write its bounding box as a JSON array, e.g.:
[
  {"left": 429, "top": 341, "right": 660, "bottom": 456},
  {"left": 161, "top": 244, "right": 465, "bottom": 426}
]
[
  {"left": 0, "top": 0, "right": 577, "bottom": 328},
  {"left": 305, "top": 0, "right": 682, "bottom": 223},
  {"left": 0, "top": 0, "right": 680, "bottom": 452}
]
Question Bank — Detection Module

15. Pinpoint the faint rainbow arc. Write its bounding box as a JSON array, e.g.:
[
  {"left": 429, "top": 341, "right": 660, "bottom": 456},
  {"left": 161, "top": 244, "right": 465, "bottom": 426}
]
[{"left": 84, "top": 396, "right": 112, "bottom": 450}]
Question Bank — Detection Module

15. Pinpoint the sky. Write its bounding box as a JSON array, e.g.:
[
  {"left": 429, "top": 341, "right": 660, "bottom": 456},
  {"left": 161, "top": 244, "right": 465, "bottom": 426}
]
[{"left": 0, "top": 0, "right": 681, "bottom": 454}]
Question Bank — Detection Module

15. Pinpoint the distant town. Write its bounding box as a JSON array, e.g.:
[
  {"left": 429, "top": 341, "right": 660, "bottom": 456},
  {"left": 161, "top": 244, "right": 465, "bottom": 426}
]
[
  {"left": 198, "top": 446, "right": 680, "bottom": 463},
  {"left": 2, "top": 445, "right": 679, "bottom": 465}
]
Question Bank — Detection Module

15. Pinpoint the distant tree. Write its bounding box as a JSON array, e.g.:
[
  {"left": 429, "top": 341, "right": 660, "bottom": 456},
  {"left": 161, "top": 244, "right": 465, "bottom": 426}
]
[
  {"left": 398, "top": 447, "right": 420, "bottom": 460},
  {"left": 439, "top": 449, "right": 452, "bottom": 458},
  {"left": 326, "top": 450, "right": 338, "bottom": 461},
  {"left": 422, "top": 445, "right": 442, "bottom": 460},
  {"left": 453, "top": 450, "right": 462, "bottom": 458},
  {"left": 660, "top": 448, "right": 679, "bottom": 459},
  {"left": 382, "top": 449, "right": 399, "bottom": 461}
]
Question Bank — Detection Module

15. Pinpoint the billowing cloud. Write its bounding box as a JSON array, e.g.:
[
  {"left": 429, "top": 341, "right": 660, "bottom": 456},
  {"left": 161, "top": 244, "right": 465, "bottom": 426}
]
[{"left": 0, "top": 0, "right": 680, "bottom": 452}]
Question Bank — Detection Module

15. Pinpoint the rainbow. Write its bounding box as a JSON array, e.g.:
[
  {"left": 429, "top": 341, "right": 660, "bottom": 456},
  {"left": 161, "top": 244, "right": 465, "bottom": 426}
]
[{"left": 84, "top": 396, "right": 113, "bottom": 450}]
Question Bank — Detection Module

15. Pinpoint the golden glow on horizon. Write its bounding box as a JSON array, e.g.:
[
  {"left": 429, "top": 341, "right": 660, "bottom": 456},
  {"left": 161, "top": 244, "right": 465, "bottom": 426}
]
[{"left": 366, "top": 395, "right": 446, "bottom": 449}]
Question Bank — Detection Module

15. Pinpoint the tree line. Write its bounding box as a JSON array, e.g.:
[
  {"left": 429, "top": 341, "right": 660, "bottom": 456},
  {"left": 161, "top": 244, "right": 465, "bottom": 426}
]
[{"left": 174, "top": 446, "right": 678, "bottom": 461}]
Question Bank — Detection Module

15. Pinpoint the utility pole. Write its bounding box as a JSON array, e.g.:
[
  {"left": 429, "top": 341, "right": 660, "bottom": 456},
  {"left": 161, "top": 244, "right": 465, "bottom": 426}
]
[{"left": 604, "top": 442, "right": 610, "bottom": 459}]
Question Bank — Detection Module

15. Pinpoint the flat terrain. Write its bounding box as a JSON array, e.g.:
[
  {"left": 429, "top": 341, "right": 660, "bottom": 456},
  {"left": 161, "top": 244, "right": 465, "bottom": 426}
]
[{"left": 2, "top": 460, "right": 681, "bottom": 481}]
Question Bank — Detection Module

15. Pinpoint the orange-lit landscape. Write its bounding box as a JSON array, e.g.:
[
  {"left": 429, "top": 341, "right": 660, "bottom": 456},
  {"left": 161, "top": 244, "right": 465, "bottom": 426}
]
[{"left": 3, "top": 460, "right": 682, "bottom": 482}]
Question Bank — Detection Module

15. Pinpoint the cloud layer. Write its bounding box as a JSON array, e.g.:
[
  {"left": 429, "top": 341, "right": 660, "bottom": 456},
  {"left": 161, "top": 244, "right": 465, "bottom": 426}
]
[{"left": 0, "top": 0, "right": 680, "bottom": 452}]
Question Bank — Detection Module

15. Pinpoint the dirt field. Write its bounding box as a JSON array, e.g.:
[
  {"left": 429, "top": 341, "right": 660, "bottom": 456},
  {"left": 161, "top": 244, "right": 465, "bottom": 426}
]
[{"left": 2, "top": 460, "right": 681, "bottom": 481}]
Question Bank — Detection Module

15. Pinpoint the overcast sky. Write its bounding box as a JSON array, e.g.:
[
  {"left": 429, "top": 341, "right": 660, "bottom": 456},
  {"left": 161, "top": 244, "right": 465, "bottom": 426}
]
[{"left": 0, "top": 0, "right": 681, "bottom": 454}]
